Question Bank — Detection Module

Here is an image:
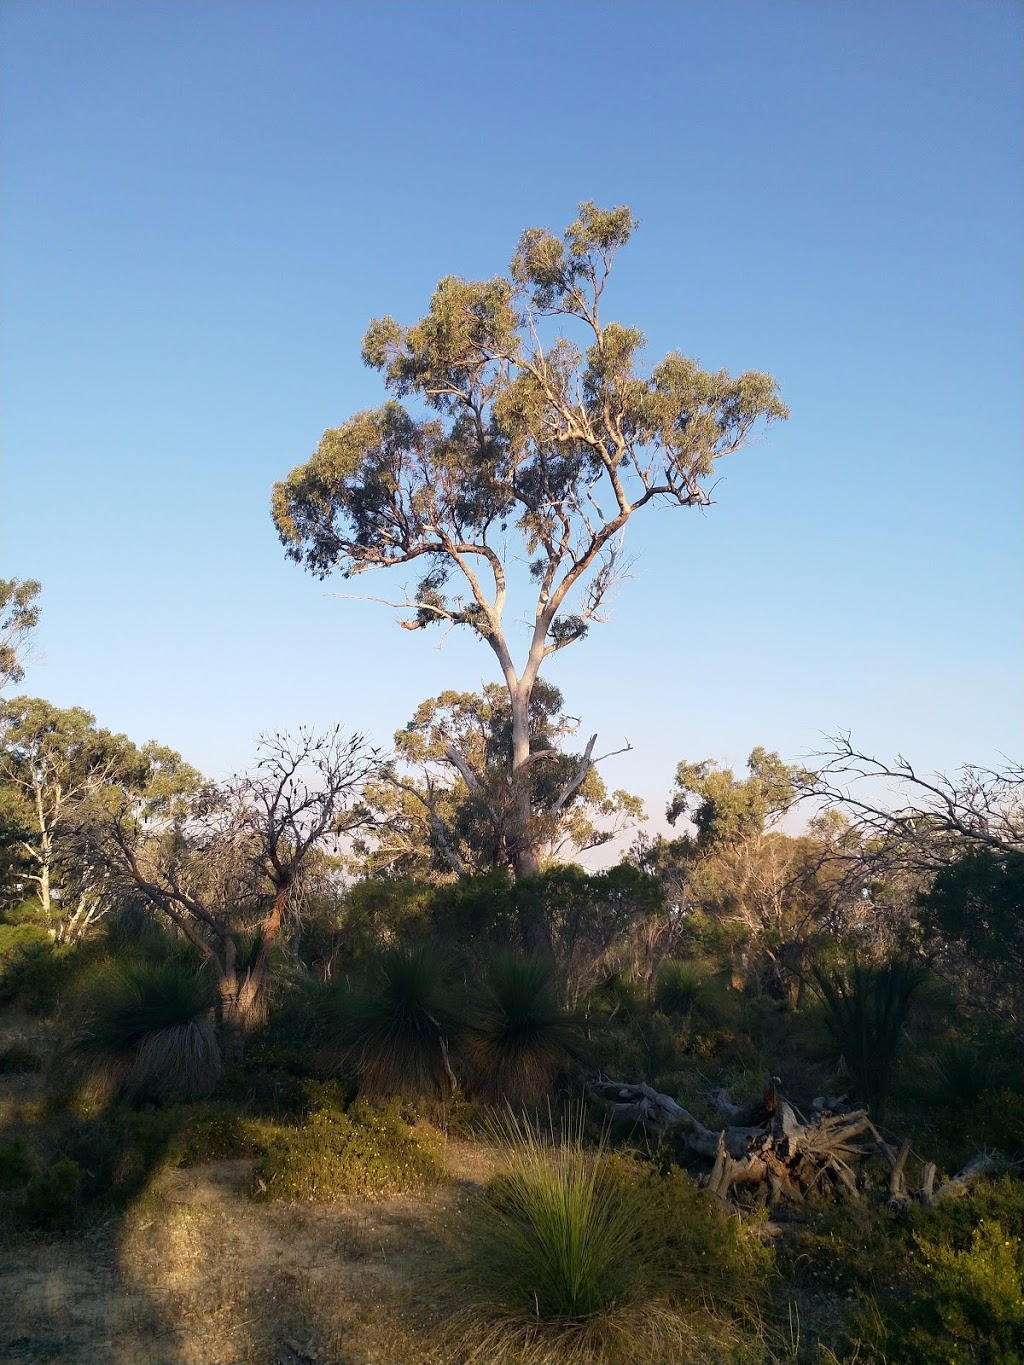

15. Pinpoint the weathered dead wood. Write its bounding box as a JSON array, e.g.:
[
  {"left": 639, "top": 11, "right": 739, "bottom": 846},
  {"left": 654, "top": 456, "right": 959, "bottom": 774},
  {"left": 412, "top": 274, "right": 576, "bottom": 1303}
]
[
  {"left": 888, "top": 1138, "right": 913, "bottom": 1207},
  {"left": 589, "top": 1076, "right": 980, "bottom": 1210},
  {"left": 589, "top": 1080, "right": 764, "bottom": 1158},
  {"left": 920, "top": 1161, "right": 937, "bottom": 1205},
  {"left": 935, "top": 1152, "right": 1005, "bottom": 1199}
]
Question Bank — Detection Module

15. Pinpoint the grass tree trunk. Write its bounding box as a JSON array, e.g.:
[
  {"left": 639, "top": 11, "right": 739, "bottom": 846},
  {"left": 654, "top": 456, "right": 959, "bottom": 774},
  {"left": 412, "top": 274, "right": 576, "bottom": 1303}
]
[
  {"left": 217, "top": 950, "right": 247, "bottom": 1067},
  {"left": 216, "top": 888, "right": 290, "bottom": 1065}
]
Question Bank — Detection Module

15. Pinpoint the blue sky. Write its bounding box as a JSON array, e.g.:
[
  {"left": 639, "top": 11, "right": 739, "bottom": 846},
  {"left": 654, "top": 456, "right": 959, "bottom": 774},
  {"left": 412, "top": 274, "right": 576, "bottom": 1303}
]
[{"left": 2, "top": 0, "right": 1021, "bottom": 844}]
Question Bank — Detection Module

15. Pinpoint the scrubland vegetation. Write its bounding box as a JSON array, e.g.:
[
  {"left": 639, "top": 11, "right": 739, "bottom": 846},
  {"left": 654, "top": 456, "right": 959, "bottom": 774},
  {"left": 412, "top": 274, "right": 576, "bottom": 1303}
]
[
  {"left": 1, "top": 713, "right": 1020, "bottom": 1364},
  {"left": 1, "top": 204, "right": 1021, "bottom": 1363}
]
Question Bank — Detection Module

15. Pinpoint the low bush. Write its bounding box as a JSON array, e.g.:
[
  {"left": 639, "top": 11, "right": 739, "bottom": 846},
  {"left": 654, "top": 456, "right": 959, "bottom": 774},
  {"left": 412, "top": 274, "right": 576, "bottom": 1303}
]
[
  {"left": 0, "top": 938, "right": 102, "bottom": 1015},
  {"left": 781, "top": 1176, "right": 1024, "bottom": 1364},
  {"left": 115, "top": 1104, "right": 266, "bottom": 1169},
  {"left": 0, "top": 919, "right": 49, "bottom": 961},
  {"left": 0, "top": 1136, "right": 35, "bottom": 1190},
  {"left": 894, "top": 1218, "right": 1024, "bottom": 1363},
  {"left": 923, "top": 1037, "right": 1010, "bottom": 1110},
  {"left": 252, "top": 1099, "right": 446, "bottom": 1202},
  {"left": 21, "top": 1157, "right": 86, "bottom": 1229}
]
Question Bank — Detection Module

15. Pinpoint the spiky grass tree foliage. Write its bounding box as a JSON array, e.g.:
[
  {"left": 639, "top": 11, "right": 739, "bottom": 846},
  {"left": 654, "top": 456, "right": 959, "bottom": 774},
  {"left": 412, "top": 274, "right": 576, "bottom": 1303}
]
[
  {"left": 654, "top": 959, "right": 708, "bottom": 1016},
  {"left": 812, "top": 957, "right": 928, "bottom": 1118},
  {"left": 924, "top": 1037, "right": 1007, "bottom": 1109},
  {"left": 319, "top": 944, "right": 461, "bottom": 1099},
  {"left": 72, "top": 956, "right": 221, "bottom": 1103},
  {"left": 463, "top": 952, "right": 576, "bottom": 1106},
  {"left": 450, "top": 1116, "right": 768, "bottom": 1365}
]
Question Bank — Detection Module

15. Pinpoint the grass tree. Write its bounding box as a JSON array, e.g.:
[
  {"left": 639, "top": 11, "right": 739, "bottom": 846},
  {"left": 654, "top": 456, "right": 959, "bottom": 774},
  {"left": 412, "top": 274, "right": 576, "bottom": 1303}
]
[
  {"left": 812, "top": 957, "right": 929, "bottom": 1118},
  {"left": 71, "top": 953, "right": 221, "bottom": 1103},
  {"left": 463, "top": 951, "right": 577, "bottom": 1105},
  {"left": 318, "top": 943, "right": 462, "bottom": 1098},
  {"left": 454, "top": 1115, "right": 769, "bottom": 1364}
]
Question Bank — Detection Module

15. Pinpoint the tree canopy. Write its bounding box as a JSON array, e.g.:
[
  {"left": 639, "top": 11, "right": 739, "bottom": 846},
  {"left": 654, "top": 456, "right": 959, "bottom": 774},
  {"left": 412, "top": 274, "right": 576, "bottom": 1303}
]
[
  {"left": 357, "top": 682, "right": 643, "bottom": 879},
  {"left": 0, "top": 579, "right": 41, "bottom": 691}
]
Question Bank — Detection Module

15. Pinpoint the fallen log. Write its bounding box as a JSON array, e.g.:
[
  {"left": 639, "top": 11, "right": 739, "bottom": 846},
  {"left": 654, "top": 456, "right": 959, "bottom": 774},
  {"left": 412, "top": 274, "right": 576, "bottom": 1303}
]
[{"left": 589, "top": 1076, "right": 1010, "bottom": 1210}]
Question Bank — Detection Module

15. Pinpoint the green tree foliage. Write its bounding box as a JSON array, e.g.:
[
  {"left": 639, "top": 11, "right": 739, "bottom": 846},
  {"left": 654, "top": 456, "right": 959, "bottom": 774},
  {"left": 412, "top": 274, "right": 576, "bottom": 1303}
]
[
  {"left": 667, "top": 747, "right": 800, "bottom": 851},
  {"left": 273, "top": 203, "right": 787, "bottom": 901},
  {"left": 358, "top": 682, "right": 644, "bottom": 881},
  {"left": 0, "top": 578, "right": 40, "bottom": 691},
  {"left": 0, "top": 696, "right": 197, "bottom": 938},
  {"left": 640, "top": 750, "right": 850, "bottom": 996},
  {"left": 918, "top": 849, "right": 1024, "bottom": 1008}
]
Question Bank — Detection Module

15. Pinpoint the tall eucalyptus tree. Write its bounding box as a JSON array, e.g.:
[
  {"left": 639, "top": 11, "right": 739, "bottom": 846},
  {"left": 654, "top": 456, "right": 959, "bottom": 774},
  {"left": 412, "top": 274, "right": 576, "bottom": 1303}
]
[{"left": 273, "top": 203, "right": 787, "bottom": 948}]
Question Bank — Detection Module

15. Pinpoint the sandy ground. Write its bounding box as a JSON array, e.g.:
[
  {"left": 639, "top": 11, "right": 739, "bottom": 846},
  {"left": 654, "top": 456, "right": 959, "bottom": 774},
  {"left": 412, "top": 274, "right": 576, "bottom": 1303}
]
[
  {"left": 1, "top": 1141, "right": 499, "bottom": 1365},
  {"left": 1, "top": 1013, "right": 501, "bottom": 1365}
]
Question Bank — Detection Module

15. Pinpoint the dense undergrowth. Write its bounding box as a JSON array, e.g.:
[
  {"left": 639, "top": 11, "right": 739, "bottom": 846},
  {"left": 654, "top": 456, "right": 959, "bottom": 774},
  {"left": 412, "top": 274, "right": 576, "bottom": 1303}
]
[{"left": 1, "top": 898, "right": 1022, "bottom": 1365}]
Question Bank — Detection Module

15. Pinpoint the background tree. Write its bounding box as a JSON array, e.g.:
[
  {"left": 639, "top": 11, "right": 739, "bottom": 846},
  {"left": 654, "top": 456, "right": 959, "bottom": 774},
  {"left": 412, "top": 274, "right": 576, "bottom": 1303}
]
[
  {"left": 105, "top": 728, "right": 379, "bottom": 1060},
  {"left": 917, "top": 849, "right": 1024, "bottom": 1020},
  {"left": 800, "top": 735, "right": 1024, "bottom": 865},
  {"left": 272, "top": 203, "right": 788, "bottom": 931},
  {"left": 798, "top": 736, "right": 1024, "bottom": 1000},
  {"left": 357, "top": 681, "right": 643, "bottom": 883},
  {"left": 0, "top": 579, "right": 41, "bottom": 692},
  {"left": 667, "top": 746, "right": 801, "bottom": 851},
  {"left": 638, "top": 750, "right": 858, "bottom": 996},
  {"left": 0, "top": 696, "right": 190, "bottom": 938}
]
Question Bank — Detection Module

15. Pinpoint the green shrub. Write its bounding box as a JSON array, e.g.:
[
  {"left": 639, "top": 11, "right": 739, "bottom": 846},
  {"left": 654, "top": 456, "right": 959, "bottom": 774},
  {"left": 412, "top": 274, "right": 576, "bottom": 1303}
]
[
  {"left": 252, "top": 1099, "right": 446, "bottom": 1202},
  {"left": 319, "top": 944, "right": 462, "bottom": 1098},
  {"left": 0, "top": 938, "right": 100, "bottom": 1014},
  {"left": 463, "top": 952, "right": 577, "bottom": 1106},
  {"left": 0, "top": 1041, "right": 42, "bottom": 1072},
  {"left": 0, "top": 919, "right": 49, "bottom": 960},
  {"left": 22, "top": 1157, "right": 86, "bottom": 1229},
  {"left": 271, "top": 1075, "right": 353, "bottom": 1117},
  {"left": 903, "top": 1219, "right": 1024, "bottom": 1363},
  {"left": 451, "top": 1118, "right": 769, "bottom": 1364},
  {"left": 114, "top": 1104, "right": 265, "bottom": 1169},
  {"left": 0, "top": 1136, "right": 35, "bottom": 1190},
  {"left": 783, "top": 1176, "right": 1024, "bottom": 1365},
  {"left": 924, "top": 1038, "right": 1010, "bottom": 1110},
  {"left": 71, "top": 956, "right": 222, "bottom": 1102},
  {"left": 859, "top": 1213, "right": 1024, "bottom": 1365},
  {"left": 971, "top": 1090, "right": 1024, "bottom": 1159}
]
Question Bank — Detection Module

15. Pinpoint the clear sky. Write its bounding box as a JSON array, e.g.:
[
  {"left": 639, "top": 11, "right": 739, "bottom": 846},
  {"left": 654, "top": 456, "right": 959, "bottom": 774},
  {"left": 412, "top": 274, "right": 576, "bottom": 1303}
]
[{"left": 2, "top": 0, "right": 1021, "bottom": 846}]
